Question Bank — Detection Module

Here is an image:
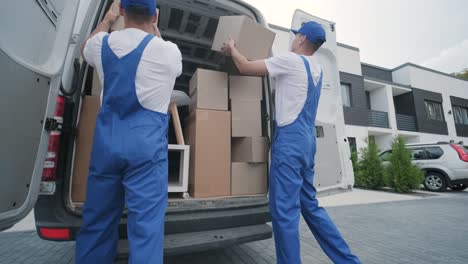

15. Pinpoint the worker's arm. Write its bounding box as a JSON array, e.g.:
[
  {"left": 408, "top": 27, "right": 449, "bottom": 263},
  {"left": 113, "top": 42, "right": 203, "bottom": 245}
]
[
  {"left": 222, "top": 39, "right": 269, "bottom": 77},
  {"left": 80, "top": 7, "right": 119, "bottom": 58}
]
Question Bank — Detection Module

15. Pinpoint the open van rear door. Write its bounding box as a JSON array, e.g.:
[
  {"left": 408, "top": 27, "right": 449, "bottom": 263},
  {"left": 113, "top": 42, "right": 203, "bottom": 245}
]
[
  {"left": 0, "top": 0, "right": 80, "bottom": 230},
  {"left": 290, "top": 10, "right": 355, "bottom": 191}
]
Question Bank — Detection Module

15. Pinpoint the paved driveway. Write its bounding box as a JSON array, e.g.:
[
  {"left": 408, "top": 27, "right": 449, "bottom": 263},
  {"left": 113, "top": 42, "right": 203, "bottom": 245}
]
[{"left": 1, "top": 190, "right": 467, "bottom": 264}]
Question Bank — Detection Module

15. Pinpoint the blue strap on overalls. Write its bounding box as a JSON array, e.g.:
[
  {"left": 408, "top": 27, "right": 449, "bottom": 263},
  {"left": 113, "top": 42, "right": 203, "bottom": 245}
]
[
  {"left": 76, "top": 34, "right": 169, "bottom": 264},
  {"left": 269, "top": 55, "right": 361, "bottom": 264}
]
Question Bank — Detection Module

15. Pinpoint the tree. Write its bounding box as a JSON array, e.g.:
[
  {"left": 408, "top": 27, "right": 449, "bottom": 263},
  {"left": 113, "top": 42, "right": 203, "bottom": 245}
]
[
  {"left": 351, "top": 151, "right": 365, "bottom": 187},
  {"left": 357, "top": 137, "right": 385, "bottom": 189},
  {"left": 453, "top": 69, "right": 468, "bottom": 81},
  {"left": 385, "top": 136, "right": 424, "bottom": 193}
]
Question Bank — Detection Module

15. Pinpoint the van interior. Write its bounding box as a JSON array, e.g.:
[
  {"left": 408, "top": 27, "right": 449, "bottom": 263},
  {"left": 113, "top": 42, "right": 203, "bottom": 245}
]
[{"left": 68, "top": 0, "right": 270, "bottom": 211}]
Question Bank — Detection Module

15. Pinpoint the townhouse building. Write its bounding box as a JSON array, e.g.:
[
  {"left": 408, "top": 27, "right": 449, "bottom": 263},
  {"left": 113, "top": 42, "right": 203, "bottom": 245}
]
[{"left": 337, "top": 43, "right": 468, "bottom": 153}]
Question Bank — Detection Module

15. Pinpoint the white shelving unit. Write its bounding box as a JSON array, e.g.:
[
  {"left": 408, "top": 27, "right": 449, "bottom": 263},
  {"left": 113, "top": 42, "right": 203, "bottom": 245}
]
[{"left": 168, "top": 144, "right": 190, "bottom": 195}]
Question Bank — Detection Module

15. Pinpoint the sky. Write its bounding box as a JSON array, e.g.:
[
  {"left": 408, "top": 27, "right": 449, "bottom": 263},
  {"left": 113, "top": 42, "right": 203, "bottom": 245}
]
[{"left": 247, "top": 0, "right": 468, "bottom": 74}]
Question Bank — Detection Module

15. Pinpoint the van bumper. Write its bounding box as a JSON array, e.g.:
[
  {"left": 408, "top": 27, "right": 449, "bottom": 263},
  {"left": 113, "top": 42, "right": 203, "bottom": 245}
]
[{"left": 34, "top": 195, "right": 271, "bottom": 251}]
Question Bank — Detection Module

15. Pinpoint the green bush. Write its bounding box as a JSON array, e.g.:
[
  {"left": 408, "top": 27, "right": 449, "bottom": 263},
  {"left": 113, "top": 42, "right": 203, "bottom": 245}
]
[
  {"left": 350, "top": 151, "right": 365, "bottom": 187},
  {"left": 385, "top": 136, "right": 424, "bottom": 193},
  {"left": 356, "top": 137, "right": 386, "bottom": 189}
]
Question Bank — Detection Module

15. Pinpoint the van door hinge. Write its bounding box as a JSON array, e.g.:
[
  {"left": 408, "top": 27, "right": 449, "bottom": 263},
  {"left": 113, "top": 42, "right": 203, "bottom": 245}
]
[
  {"left": 44, "top": 118, "right": 62, "bottom": 132},
  {"left": 44, "top": 118, "right": 74, "bottom": 134}
]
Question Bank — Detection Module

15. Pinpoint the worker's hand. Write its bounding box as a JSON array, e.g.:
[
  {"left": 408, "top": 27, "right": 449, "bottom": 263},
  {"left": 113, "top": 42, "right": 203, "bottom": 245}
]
[
  {"left": 221, "top": 38, "right": 236, "bottom": 56},
  {"left": 103, "top": 4, "right": 120, "bottom": 25}
]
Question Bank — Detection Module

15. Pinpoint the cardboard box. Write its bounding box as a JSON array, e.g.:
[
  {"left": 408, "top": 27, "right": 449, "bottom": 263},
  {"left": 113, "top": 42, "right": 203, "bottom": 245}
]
[
  {"left": 231, "top": 100, "right": 262, "bottom": 137},
  {"left": 72, "top": 96, "right": 101, "bottom": 202},
  {"left": 231, "top": 163, "right": 268, "bottom": 196},
  {"left": 212, "top": 16, "right": 276, "bottom": 60},
  {"left": 232, "top": 137, "right": 268, "bottom": 163},
  {"left": 91, "top": 70, "right": 102, "bottom": 96},
  {"left": 229, "top": 76, "right": 263, "bottom": 100},
  {"left": 189, "top": 69, "right": 228, "bottom": 111},
  {"left": 185, "top": 109, "right": 231, "bottom": 198}
]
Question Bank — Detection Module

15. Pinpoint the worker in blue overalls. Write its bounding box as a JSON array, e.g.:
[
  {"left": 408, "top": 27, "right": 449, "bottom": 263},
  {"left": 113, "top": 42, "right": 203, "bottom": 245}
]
[
  {"left": 222, "top": 22, "right": 361, "bottom": 264},
  {"left": 75, "top": 0, "right": 182, "bottom": 263}
]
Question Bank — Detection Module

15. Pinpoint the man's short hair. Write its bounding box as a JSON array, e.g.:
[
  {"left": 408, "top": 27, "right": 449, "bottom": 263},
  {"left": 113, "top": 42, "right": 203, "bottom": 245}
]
[
  {"left": 125, "top": 5, "right": 153, "bottom": 24},
  {"left": 310, "top": 40, "right": 324, "bottom": 52}
]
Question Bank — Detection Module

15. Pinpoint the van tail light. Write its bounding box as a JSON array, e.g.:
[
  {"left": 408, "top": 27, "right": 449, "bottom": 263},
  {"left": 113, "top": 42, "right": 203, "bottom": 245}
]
[
  {"left": 38, "top": 227, "right": 71, "bottom": 240},
  {"left": 42, "top": 96, "right": 65, "bottom": 182},
  {"left": 450, "top": 144, "right": 468, "bottom": 162}
]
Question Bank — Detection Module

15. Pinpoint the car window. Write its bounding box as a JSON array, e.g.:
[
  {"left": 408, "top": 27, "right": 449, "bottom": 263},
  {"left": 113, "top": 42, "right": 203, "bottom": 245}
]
[
  {"left": 379, "top": 150, "right": 392, "bottom": 161},
  {"left": 409, "top": 147, "right": 443, "bottom": 160}
]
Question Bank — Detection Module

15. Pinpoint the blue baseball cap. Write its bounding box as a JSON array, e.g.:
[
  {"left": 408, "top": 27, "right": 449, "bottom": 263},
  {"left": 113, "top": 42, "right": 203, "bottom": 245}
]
[
  {"left": 121, "top": 0, "right": 157, "bottom": 16},
  {"left": 291, "top": 21, "right": 327, "bottom": 44}
]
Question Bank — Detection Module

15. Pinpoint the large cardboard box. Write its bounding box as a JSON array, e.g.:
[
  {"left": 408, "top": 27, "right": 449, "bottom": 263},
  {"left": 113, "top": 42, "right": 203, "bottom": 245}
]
[
  {"left": 190, "top": 69, "right": 228, "bottom": 111},
  {"left": 185, "top": 109, "right": 231, "bottom": 198},
  {"left": 231, "top": 100, "right": 262, "bottom": 137},
  {"left": 72, "top": 96, "right": 101, "bottom": 202},
  {"left": 212, "top": 16, "right": 275, "bottom": 60},
  {"left": 231, "top": 163, "right": 268, "bottom": 196},
  {"left": 229, "top": 76, "right": 263, "bottom": 100},
  {"left": 91, "top": 70, "right": 102, "bottom": 96},
  {"left": 232, "top": 137, "right": 268, "bottom": 163}
]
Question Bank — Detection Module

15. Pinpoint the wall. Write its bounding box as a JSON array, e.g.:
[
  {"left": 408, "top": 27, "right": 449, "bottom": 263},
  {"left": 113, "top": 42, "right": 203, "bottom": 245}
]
[
  {"left": 393, "top": 64, "right": 468, "bottom": 141},
  {"left": 374, "top": 134, "right": 394, "bottom": 151},
  {"left": 337, "top": 45, "right": 362, "bottom": 76},
  {"left": 345, "top": 125, "right": 369, "bottom": 153},
  {"left": 412, "top": 88, "right": 448, "bottom": 135},
  {"left": 340, "top": 72, "right": 368, "bottom": 126},
  {"left": 450, "top": 96, "right": 468, "bottom": 137},
  {"left": 394, "top": 93, "right": 416, "bottom": 116},
  {"left": 362, "top": 64, "right": 393, "bottom": 82},
  {"left": 369, "top": 87, "right": 390, "bottom": 113},
  {"left": 392, "top": 67, "right": 411, "bottom": 85}
]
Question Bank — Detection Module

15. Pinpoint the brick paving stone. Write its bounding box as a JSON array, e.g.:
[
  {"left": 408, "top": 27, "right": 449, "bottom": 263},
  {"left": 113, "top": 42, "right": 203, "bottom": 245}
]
[{"left": 1, "top": 192, "right": 467, "bottom": 264}]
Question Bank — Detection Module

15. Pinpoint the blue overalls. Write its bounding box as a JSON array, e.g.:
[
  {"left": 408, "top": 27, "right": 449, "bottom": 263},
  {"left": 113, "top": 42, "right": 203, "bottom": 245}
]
[
  {"left": 269, "top": 55, "right": 361, "bottom": 264},
  {"left": 76, "top": 34, "right": 168, "bottom": 264}
]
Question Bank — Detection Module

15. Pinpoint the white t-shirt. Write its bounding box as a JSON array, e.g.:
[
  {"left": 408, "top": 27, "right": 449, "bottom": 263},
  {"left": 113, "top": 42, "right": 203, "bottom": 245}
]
[
  {"left": 265, "top": 52, "right": 322, "bottom": 127},
  {"left": 83, "top": 28, "right": 183, "bottom": 114}
]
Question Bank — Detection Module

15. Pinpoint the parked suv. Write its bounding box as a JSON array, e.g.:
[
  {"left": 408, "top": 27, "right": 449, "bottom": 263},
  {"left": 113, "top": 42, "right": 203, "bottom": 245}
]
[{"left": 380, "top": 142, "right": 468, "bottom": 192}]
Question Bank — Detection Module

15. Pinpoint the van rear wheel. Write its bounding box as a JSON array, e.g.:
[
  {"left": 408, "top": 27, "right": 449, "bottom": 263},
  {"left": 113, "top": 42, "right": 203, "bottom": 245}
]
[
  {"left": 451, "top": 184, "right": 468, "bottom": 191},
  {"left": 423, "top": 172, "right": 447, "bottom": 192}
]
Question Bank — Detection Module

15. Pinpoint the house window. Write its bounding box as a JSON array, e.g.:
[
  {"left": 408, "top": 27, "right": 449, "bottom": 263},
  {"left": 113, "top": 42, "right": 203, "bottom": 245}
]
[
  {"left": 348, "top": 137, "right": 357, "bottom": 153},
  {"left": 424, "top": 100, "right": 444, "bottom": 121},
  {"left": 453, "top": 106, "right": 468, "bottom": 125},
  {"left": 341, "top": 83, "right": 352, "bottom": 107}
]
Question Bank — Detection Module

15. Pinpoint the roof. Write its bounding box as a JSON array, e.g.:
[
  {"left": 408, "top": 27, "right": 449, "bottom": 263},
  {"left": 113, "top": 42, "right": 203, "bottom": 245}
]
[
  {"left": 392, "top": 63, "right": 468, "bottom": 83},
  {"left": 337, "top": 43, "right": 360, "bottom": 52}
]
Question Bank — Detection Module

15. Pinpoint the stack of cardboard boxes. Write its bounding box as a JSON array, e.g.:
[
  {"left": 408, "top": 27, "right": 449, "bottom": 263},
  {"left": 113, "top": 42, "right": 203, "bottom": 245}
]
[
  {"left": 185, "top": 15, "right": 274, "bottom": 198},
  {"left": 185, "top": 69, "right": 231, "bottom": 198},
  {"left": 72, "top": 12, "right": 275, "bottom": 202},
  {"left": 229, "top": 76, "right": 269, "bottom": 195}
]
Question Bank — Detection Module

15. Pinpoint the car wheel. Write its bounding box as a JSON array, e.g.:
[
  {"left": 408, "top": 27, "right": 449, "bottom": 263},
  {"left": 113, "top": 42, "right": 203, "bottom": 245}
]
[
  {"left": 451, "top": 184, "right": 468, "bottom": 191},
  {"left": 423, "top": 172, "right": 447, "bottom": 192}
]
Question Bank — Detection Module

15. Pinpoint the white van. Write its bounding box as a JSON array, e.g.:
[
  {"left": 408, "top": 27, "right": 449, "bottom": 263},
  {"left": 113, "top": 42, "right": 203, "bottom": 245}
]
[{"left": 0, "top": 0, "right": 354, "bottom": 255}]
